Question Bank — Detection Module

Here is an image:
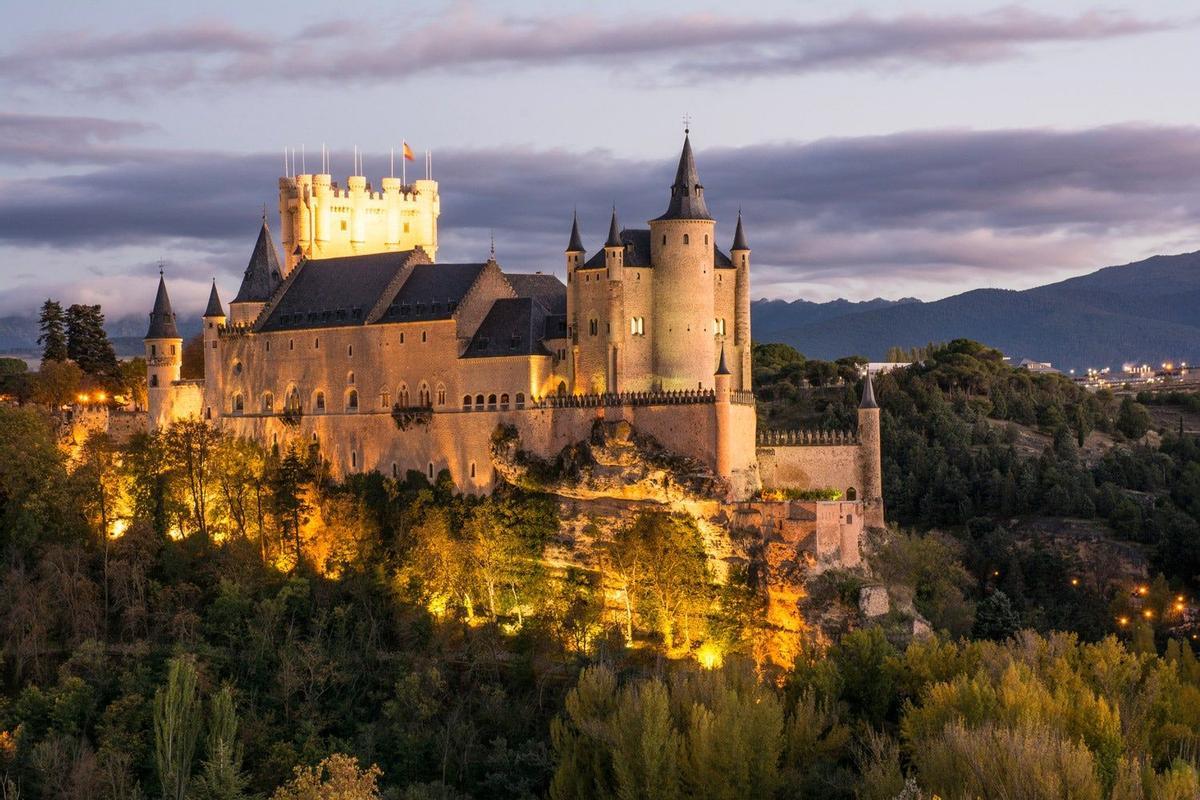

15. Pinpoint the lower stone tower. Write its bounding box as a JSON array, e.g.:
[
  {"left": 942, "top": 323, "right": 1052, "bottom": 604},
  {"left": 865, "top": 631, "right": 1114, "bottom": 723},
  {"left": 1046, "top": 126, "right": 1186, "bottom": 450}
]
[
  {"left": 144, "top": 272, "right": 182, "bottom": 430},
  {"left": 858, "top": 371, "right": 884, "bottom": 527}
]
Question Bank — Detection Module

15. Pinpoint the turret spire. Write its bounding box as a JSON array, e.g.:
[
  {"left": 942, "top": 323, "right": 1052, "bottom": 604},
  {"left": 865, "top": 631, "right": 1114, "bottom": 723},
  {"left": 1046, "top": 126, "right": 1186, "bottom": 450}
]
[
  {"left": 859, "top": 369, "right": 878, "bottom": 409},
  {"left": 566, "top": 210, "right": 584, "bottom": 253},
  {"left": 732, "top": 210, "right": 749, "bottom": 251},
  {"left": 232, "top": 218, "right": 283, "bottom": 304},
  {"left": 654, "top": 133, "right": 712, "bottom": 221},
  {"left": 146, "top": 272, "right": 180, "bottom": 339},
  {"left": 715, "top": 343, "right": 731, "bottom": 376},
  {"left": 605, "top": 206, "right": 622, "bottom": 248},
  {"left": 204, "top": 279, "right": 225, "bottom": 318}
]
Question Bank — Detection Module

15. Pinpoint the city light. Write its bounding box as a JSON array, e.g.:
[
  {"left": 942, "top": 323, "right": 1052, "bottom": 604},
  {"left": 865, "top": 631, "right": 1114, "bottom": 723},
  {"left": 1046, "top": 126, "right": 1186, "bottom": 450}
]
[
  {"left": 696, "top": 641, "right": 724, "bottom": 670},
  {"left": 1118, "top": 616, "right": 1129, "bottom": 626},
  {"left": 1070, "top": 578, "right": 1079, "bottom": 586},
  {"left": 1143, "top": 609, "right": 1153, "bottom": 619}
]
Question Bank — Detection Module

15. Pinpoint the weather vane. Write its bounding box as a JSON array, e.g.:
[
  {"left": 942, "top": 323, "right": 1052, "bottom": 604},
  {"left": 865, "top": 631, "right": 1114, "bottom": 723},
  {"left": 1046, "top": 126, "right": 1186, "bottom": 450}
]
[{"left": 682, "top": 113, "right": 692, "bottom": 135}]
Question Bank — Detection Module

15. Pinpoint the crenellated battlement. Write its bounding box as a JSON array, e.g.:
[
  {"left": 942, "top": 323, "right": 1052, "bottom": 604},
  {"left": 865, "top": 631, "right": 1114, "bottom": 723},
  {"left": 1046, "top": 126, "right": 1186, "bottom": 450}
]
[{"left": 757, "top": 428, "right": 859, "bottom": 447}]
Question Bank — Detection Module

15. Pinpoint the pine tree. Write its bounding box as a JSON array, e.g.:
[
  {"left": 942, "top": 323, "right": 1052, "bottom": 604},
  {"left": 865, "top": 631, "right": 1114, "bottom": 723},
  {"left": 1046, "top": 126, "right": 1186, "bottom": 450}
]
[
  {"left": 37, "top": 299, "right": 68, "bottom": 363},
  {"left": 191, "top": 686, "right": 250, "bottom": 800},
  {"left": 65, "top": 303, "right": 121, "bottom": 381},
  {"left": 972, "top": 590, "right": 1021, "bottom": 641}
]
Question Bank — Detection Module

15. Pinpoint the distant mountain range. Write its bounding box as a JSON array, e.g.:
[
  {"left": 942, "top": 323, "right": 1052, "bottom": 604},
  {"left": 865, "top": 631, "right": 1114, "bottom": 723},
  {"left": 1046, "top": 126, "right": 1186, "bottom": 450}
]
[
  {"left": 1, "top": 251, "right": 1197, "bottom": 371},
  {"left": 752, "top": 251, "right": 1200, "bottom": 371}
]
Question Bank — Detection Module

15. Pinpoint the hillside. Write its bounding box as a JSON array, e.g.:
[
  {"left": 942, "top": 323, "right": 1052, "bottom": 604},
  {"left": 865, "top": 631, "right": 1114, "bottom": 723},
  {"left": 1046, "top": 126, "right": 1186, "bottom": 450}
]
[{"left": 754, "top": 250, "right": 1200, "bottom": 370}]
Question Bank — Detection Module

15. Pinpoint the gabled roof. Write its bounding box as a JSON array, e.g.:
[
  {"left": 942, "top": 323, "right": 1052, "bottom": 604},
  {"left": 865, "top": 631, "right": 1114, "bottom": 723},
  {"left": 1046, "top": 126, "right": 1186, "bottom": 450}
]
[
  {"left": 258, "top": 252, "right": 412, "bottom": 331},
  {"left": 505, "top": 273, "right": 566, "bottom": 314},
  {"left": 463, "top": 297, "right": 554, "bottom": 359},
  {"left": 232, "top": 221, "right": 283, "bottom": 305},
  {"left": 145, "top": 273, "right": 180, "bottom": 339},
  {"left": 203, "top": 280, "right": 225, "bottom": 318},
  {"left": 653, "top": 134, "right": 712, "bottom": 221},
  {"left": 376, "top": 262, "right": 490, "bottom": 323}
]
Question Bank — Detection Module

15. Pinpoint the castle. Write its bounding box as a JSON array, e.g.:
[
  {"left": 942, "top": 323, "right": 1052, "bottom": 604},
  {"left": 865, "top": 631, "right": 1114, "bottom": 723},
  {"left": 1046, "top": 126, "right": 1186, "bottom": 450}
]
[{"left": 145, "top": 134, "right": 883, "bottom": 525}]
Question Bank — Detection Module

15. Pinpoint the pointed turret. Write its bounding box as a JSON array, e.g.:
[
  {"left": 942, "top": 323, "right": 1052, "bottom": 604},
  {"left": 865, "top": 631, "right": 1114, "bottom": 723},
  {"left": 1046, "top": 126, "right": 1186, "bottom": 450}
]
[
  {"left": 605, "top": 207, "right": 622, "bottom": 248},
  {"left": 566, "top": 211, "right": 584, "bottom": 253},
  {"left": 654, "top": 133, "right": 712, "bottom": 221},
  {"left": 145, "top": 273, "right": 179, "bottom": 339},
  {"left": 715, "top": 343, "right": 731, "bottom": 376},
  {"left": 859, "top": 369, "right": 878, "bottom": 409},
  {"left": 232, "top": 220, "right": 283, "bottom": 305},
  {"left": 731, "top": 211, "right": 749, "bottom": 251},
  {"left": 203, "top": 280, "right": 225, "bottom": 318}
]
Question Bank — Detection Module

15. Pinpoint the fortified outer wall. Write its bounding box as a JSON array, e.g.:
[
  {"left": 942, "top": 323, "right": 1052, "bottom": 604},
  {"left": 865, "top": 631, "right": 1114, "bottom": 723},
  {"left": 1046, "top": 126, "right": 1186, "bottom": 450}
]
[
  {"left": 150, "top": 381, "right": 204, "bottom": 431},
  {"left": 218, "top": 394, "right": 760, "bottom": 498}
]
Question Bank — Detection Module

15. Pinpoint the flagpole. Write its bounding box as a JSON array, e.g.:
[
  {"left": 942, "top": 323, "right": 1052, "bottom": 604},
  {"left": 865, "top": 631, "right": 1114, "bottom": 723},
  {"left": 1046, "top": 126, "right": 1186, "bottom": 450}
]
[{"left": 402, "top": 142, "right": 406, "bottom": 185}]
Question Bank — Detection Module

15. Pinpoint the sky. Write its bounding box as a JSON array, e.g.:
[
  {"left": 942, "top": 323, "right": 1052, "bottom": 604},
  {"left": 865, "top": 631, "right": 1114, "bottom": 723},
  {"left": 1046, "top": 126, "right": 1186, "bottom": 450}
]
[{"left": 2, "top": 0, "right": 1199, "bottom": 319}]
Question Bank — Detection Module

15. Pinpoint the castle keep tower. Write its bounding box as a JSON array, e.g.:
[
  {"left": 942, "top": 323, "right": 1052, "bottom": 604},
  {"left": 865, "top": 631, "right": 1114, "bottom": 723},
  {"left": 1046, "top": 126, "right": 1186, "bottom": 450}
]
[
  {"left": 858, "top": 371, "right": 884, "bottom": 527},
  {"left": 144, "top": 272, "right": 182, "bottom": 429},
  {"left": 280, "top": 167, "right": 440, "bottom": 272},
  {"left": 649, "top": 134, "right": 717, "bottom": 390},
  {"left": 731, "top": 213, "right": 752, "bottom": 391}
]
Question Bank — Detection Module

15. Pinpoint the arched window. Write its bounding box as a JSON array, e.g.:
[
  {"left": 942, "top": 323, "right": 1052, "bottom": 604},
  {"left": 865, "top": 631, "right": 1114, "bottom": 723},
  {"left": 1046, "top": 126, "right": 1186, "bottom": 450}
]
[
  {"left": 400, "top": 332, "right": 405, "bottom": 344},
  {"left": 380, "top": 390, "right": 391, "bottom": 409},
  {"left": 233, "top": 361, "right": 242, "bottom": 375},
  {"left": 683, "top": 233, "right": 689, "bottom": 245},
  {"left": 476, "top": 394, "right": 484, "bottom": 407},
  {"left": 262, "top": 392, "right": 274, "bottom": 413},
  {"left": 150, "top": 344, "right": 157, "bottom": 357},
  {"left": 437, "top": 384, "right": 446, "bottom": 406},
  {"left": 288, "top": 339, "right": 293, "bottom": 351},
  {"left": 150, "top": 375, "right": 159, "bottom": 388},
  {"left": 427, "top": 462, "right": 433, "bottom": 479},
  {"left": 347, "top": 344, "right": 353, "bottom": 357},
  {"left": 662, "top": 234, "right": 666, "bottom": 245},
  {"left": 463, "top": 395, "right": 472, "bottom": 411},
  {"left": 704, "top": 234, "right": 708, "bottom": 245},
  {"left": 398, "top": 383, "right": 410, "bottom": 407},
  {"left": 470, "top": 462, "right": 476, "bottom": 478},
  {"left": 233, "top": 393, "right": 243, "bottom": 412},
  {"left": 515, "top": 392, "right": 525, "bottom": 410},
  {"left": 487, "top": 394, "right": 497, "bottom": 410},
  {"left": 500, "top": 393, "right": 510, "bottom": 409},
  {"left": 846, "top": 487, "right": 857, "bottom": 501},
  {"left": 347, "top": 371, "right": 355, "bottom": 385},
  {"left": 419, "top": 383, "right": 431, "bottom": 407},
  {"left": 314, "top": 338, "right": 319, "bottom": 349},
  {"left": 315, "top": 391, "right": 326, "bottom": 412},
  {"left": 557, "top": 381, "right": 567, "bottom": 396},
  {"left": 421, "top": 331, "right": 427, "bottom": 343},
  {"left": 351, "top": 451, "right": 357, "bottom": 469},
  {"left": 285, "top": 387, "right": 301, "bottom": 412},
  {"left": 589, "top": 319, "right": 598, "bottom": 336},
  {"left": 265, "top": 340, "right": 270, "bottom": 352},
  {"left": 347, "top": 389, "right": 359, "bottom": 411}
]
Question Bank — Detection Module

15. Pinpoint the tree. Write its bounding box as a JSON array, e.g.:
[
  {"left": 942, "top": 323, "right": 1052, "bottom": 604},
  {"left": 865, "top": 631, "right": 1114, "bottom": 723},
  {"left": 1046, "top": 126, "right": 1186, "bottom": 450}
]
[
  {"left": 191, "top": 686, "right": 249, "bottom": 800},
  {"left": 163, "top": 420, "right": 222, "bottom": 546},
  {"left": 181, "top": 335, "right": 205, "bottom": 380},
  {"left": 270, "top": 754, "right": 382, "bottom": 800},
  {"left": 270, "top": 445, "right": 314, "bottom": 570},
  {"left": 65, "top": 303, "right": 120, "bottom": 382},
  {"left": 1115, "top": 397, "right": 1152, "bottom": 440},
  {"left": 154, "top": 655, "right": 202, "bottom": 800},
  {"left": 32, "top": 359, "right": 83, "bottom": 408},
  {"left": 972, "top": 590, "right": 1021, "bottom": 641},
  {"left": 38, "top": 299, "right": 68, "bottom": 363},
  {"left": 119, "top": 357, "right": 148, "bottom": 410}
]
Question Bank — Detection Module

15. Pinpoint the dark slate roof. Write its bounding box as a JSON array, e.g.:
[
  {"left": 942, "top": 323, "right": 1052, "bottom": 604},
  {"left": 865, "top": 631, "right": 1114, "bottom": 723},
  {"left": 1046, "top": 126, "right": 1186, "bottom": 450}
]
[
  {"left": 506, "top": 273, "right": 566, "bottom": 314},
  {"left": 653, "top": 134, "right": 712, "bottom": 221},
  {"left": 463, "top": 297, "right": 553, "bottom": 359},
  {"left": 145, "top": 274, "right": 180, "bottom": 339},
  {"left": 203, "top": 281, "right": 225, "bottom": 318},
  {"left": 860, "top": 371, "right": 878, "bottom": 409},
  {"left": 566, "top": 212, "right": 584, "bottom": 253},
  {"left": 732, "top": 212, "right": 749, "bottom": 251},
  {"left": 714, "top": 247, "right": 734, "bottom": 269},
  {"left": 582, "top": 228, "right": 652, "bottom": 269},
  {"left": 232, "top": 221, "right": 283, "bottom": 304},
  {"left": 543, "top": 313, "right": 568, "bottom": 340},
  {"left": 375, "top": 262, "right": 489, "bottom": 323},
  {"left": 258, "top": 252, "right": 411, "bottom": 331},
  {"left": 605, "top": 208, "right": 622, "bottom": 247},
  {"left": 715, "top": 344, "right": 731, "bottom": 375}
]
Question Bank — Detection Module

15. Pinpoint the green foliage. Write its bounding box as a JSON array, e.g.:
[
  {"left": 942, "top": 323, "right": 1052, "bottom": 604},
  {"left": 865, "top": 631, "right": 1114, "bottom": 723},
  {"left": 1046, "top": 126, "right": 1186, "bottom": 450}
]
[
  {"left": 65, "top": 303, "right": 120, "bottom": 383},
  {"left": 37, "top": 298, "right": 68, "bottom": 364},
  {"left": 971, "top": 590, "right": 1020, "bottom": 641},
  {"left": 1117, "top": 396, "right": 1154, "bottom": 439},
  {"left": 154, "top": 655, "right": 202, "bottom": 800}
]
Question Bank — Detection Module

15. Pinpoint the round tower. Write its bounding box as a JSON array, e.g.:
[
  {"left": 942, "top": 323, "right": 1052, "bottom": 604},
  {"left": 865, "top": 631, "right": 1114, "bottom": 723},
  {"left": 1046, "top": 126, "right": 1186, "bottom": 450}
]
[
  {"left": 144, "top": 271, "right": 182, "bottom": 430},
  {"left": 649, "top": 133, "right": 717, "bottom": 390},
  {"left": 604, "top": 208, "right": 626, "bottom": 393},
  {"left": 565, "top": 212, "right": 585, "bottom": 392},
  {"left": 857, "top": 370, "right": 884, "bottom": 527},
  {"left": 202, "top": 280, "right": 225, "bottom": 420},
  {"left": 730, "top": 212, "right": 752, "bottom": 391},
  {"left": 714, "top": 344, "right": 733, "bottom": 480}
]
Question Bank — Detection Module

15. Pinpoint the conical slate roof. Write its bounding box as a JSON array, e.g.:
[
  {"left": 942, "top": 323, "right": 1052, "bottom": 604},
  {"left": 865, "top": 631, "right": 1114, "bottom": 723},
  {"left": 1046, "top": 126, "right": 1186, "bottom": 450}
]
[
  {"left": 203, "top": 280, "right": 225, "bottom": 317},
  {"left": 145, "top": 273, "right": 180, "bottom": 339},
  {"left": 654, "top": 134, "right": 712, "bottom": 221},
  {"left": 231, "top": 220, "right": 283, "bottom": 304},
  {"left": 732, "top": 211, "right": 749, "bottom": 250},
  {"left": 715, "top": 344, "right": 731, "bottom": 376},
  {"left": 860, "top": 370, "right": 878, "bottom": 409},
  {"left": 566, "top": 211, "right": 584, "bottom": 253},
  {"left": 605, "top": 207, "right": 622, "bottom": 247}
]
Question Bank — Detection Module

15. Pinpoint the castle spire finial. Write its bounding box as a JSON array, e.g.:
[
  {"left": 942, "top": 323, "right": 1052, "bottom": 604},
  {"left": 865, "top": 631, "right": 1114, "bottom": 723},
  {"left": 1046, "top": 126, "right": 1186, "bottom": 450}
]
[
  {"left": 715, "top": 342, "right": 731, "bottom": 376},
  {"left": 732, "top": 209, "right": 749, "bottom": 251},
  {"left": 605, "top": 205, "right": 622, "bottom": 248},
  {"left": 860, "top": 369, "right": 878, "bottom": 409},
  {"left": 489, "top": 229, "right": 495, "bottom": 260},
  {"left": 566, "top": 209, "right": 585, "bottom": 253},
  {"left": 683, "top": 112, "right": 691, "bottom": 136}
]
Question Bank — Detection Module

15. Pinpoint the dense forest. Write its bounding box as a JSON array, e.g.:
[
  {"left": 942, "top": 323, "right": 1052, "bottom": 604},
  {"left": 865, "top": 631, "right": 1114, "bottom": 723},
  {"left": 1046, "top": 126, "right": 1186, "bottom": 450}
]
[{"left": 1, "top": 336, "right": 1199, "bottom": 798}]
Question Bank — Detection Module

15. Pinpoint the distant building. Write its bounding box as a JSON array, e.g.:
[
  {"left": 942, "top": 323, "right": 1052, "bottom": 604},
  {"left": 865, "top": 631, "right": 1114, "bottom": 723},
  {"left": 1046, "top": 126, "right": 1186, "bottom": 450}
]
[
  {"left": 1017, "top": 358, "right": 1058, "bottom": 374},
  {"left": 865, "top": 361, "right": 911, "bottom": 375}
]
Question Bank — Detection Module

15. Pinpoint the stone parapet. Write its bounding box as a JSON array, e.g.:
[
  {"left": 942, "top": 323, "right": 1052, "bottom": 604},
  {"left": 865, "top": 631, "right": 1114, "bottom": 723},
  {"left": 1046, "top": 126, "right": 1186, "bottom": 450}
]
[
  {"left": 532, "top": 388, "right": 756, "bottom": 409},
  {"left": 757, "top": 428, "right": 858, "bottom": 446}
]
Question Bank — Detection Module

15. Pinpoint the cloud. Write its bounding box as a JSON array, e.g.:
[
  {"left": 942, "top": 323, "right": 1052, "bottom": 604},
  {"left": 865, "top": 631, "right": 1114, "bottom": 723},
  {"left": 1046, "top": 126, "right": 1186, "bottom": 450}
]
[
  {"left": 1, "top": 123, "right": 1198, "bottom": 315},
  {"left": 0, "top": 112, "right": 156, "bottom": 165},
  {"left": 0, "top": 7, "right": 1180, "bottom": 96}
]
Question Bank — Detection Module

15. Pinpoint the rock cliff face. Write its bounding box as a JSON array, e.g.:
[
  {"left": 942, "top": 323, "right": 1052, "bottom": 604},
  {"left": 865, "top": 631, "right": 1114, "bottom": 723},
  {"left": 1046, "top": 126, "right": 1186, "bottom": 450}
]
[{"left": 491, "top": 419, "right": 880, "bottom": 662}]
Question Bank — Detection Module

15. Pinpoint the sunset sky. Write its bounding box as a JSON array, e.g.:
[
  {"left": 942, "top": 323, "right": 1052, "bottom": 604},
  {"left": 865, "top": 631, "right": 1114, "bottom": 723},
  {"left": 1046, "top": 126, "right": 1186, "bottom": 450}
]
[{"left": 2, "top": 0, "right": 1199, "bottom": 318}]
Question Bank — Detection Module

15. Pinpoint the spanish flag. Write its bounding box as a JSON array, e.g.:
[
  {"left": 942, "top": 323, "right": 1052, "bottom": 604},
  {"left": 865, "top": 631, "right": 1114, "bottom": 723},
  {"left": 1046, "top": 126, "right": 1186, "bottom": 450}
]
[{"left": 402, "top": 141, "right": 415, "bottom": 161}]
